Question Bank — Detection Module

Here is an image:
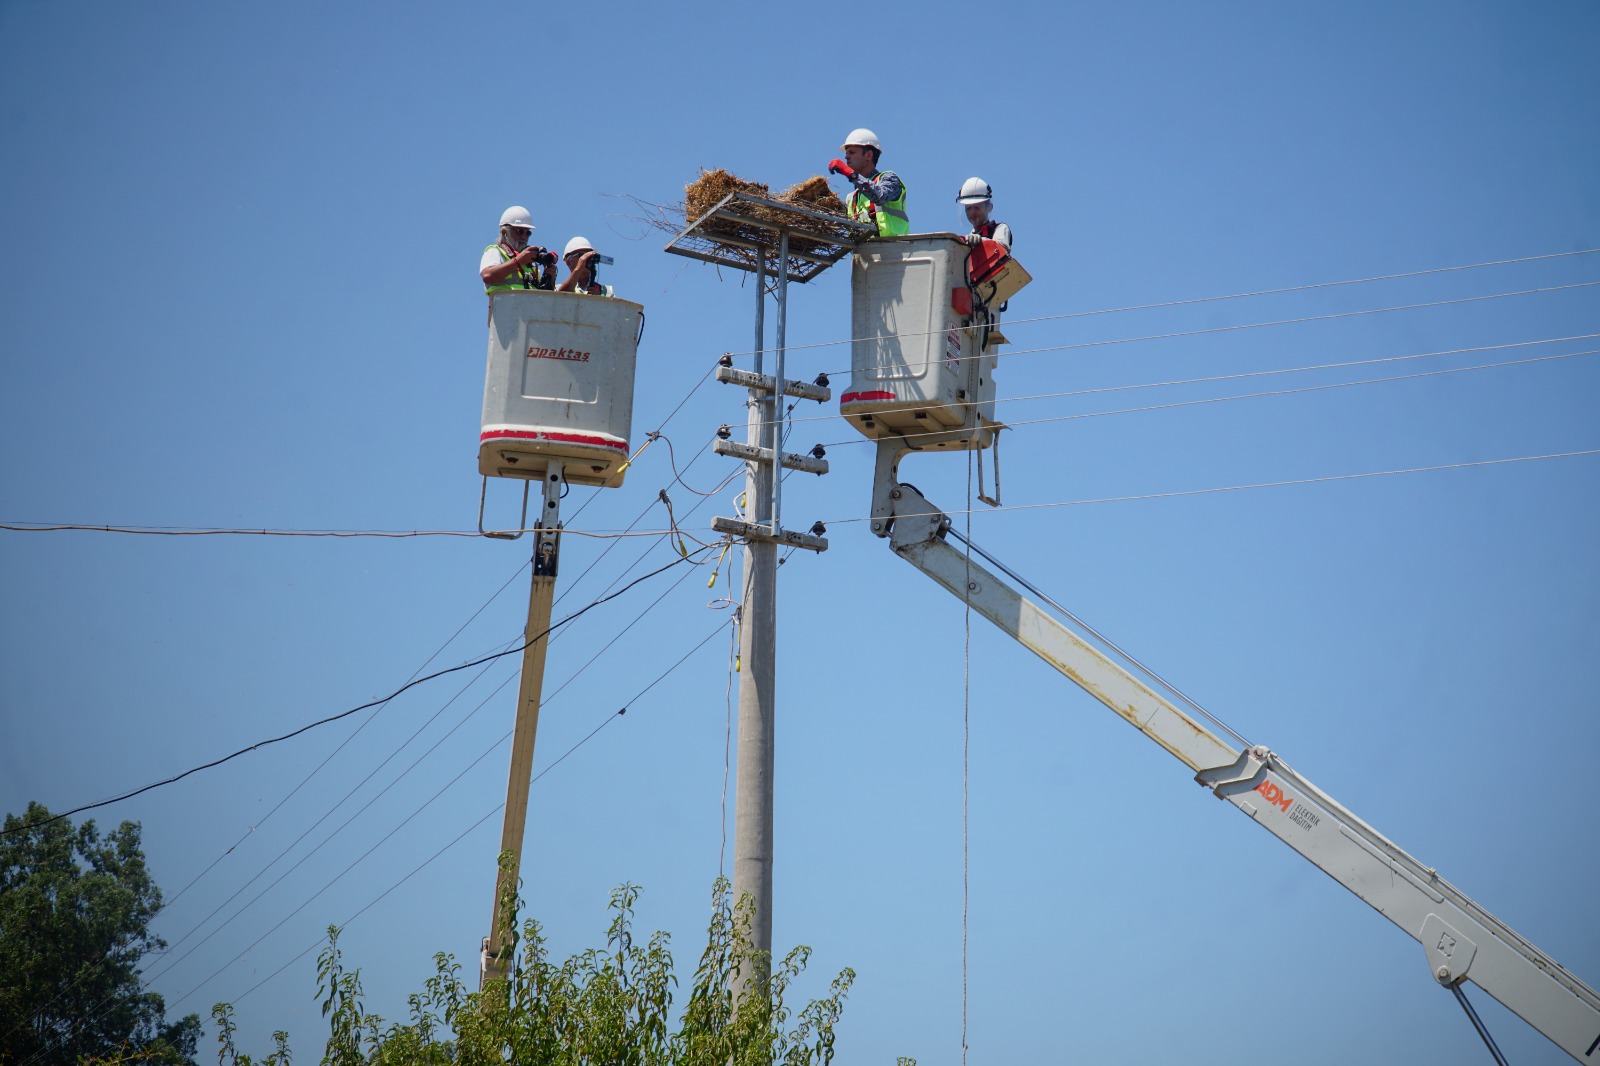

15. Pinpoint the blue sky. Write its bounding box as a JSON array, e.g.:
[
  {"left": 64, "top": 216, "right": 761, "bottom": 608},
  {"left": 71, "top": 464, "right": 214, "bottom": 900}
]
[{"left": 2, "top": 1, "right": 1597, "bottom": 1062}]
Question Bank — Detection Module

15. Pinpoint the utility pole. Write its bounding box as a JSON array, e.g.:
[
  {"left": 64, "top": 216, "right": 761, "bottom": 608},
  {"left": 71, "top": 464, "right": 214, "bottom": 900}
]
[
  {"left": 665, "top": 193, "right": 863, "bottom": 1002},
  {"left": 733, "top": 253, "right": 778, "bottom": 964}
]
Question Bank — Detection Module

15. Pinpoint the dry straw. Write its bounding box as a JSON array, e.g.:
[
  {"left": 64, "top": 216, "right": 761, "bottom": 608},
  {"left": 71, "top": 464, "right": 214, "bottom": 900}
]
[{"left": 674, "top": 168, "right": 855, "bottom": 268}]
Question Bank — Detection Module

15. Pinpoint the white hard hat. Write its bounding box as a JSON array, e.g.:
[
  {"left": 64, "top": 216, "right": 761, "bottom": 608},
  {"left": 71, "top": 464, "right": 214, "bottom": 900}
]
[
  {"left": 956, "top": 177, "right": 993, "bottom": 205},
  {"left": 841, "top": 127, "right": 882, "bottom": 152},
  {"left": 563, "top": 235, "right": 595, "bottom": 258},
  {"left": 499, "top": 205, "right": 535, "bottom": 230}
]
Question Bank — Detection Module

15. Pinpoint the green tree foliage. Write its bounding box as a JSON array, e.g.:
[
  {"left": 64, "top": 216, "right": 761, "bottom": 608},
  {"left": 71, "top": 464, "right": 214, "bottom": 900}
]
[
  {"left": 0, "top": 801, "right": 200, "bottom": 1066},
  {"left": 213, "top": 873, "right": 856, "bottom": 1065}
]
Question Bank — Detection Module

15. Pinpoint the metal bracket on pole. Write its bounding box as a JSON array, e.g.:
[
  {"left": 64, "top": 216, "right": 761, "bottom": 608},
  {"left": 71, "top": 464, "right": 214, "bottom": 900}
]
[
  {"left": 479, "top": 476, "right": 531, "bottom": 540},
  {"left": 713, "top": 439, "right": 829, "bottom": 475},
  {"left": 714, "top": 365, "right": 832, "bottom": 402},
  {"left": 711, "top": 516, "right": 829, "bottom": 553},
  {"left": 534, "top": 461, "right": 564, "bottom": 574}
]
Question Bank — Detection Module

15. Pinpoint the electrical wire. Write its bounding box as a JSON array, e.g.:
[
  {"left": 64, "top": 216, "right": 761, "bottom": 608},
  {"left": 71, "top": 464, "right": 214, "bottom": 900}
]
[
  {"left": 143, "top": 662, "right": 522, "bottom": 989},
  {"left": 945, "top": 526, "right": 1253, "bottom": 752},
  {"left": 823, "top": 448, "right": 1600, "bottom": 526},
  {"left": 155, "top": 546, "right": 715, "bottom": 995},
  {"left": 816, "top": 347, "right": 1600, "bottom": 450},
  {"left": 820, "top": 279, "right": 1600, "bottom": 378},
  {"left": 751, "top": 332, "right": 1600, "bottom": 432},
  {"left": 714, "top": 247, "right": 1600, "bottom": 361},
  {"left": 0, "top": 560, "right": 537, "bottom": 1053},
  {"left": 215, "top": 615, "right": 734, "bottom": 1012},
  {"left": 164, "top": 557, "right": 532, "bottom": 913},
  {"left": 3, "top": 549, "right": 711, "bottom": 836},
  {"left": 0, "top": 523, "right": 683, "bottom": 539},
  {"left": 30, "top": 575, "right": 730, "bottom": 1058}
]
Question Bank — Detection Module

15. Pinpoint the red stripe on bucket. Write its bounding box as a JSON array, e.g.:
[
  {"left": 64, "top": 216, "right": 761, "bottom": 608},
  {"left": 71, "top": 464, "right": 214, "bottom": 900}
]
[{"left": 481, "top": 429, "right": 629, "bottom": 452}]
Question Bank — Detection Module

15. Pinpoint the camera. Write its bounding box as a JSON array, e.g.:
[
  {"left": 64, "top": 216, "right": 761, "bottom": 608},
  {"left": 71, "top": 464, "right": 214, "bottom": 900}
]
[
  {"left": 532, "top": 248, "right": 558, "bottom": 267},
  {"left": 584, "top": 251, "right": 614, "bottom": 285}
]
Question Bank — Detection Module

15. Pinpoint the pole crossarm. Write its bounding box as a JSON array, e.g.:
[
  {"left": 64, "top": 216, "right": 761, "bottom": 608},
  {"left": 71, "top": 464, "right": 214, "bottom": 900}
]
[
  {"left": 714, "top": 364, "right": 831, "bottom": 401},
  {"left": 711, "top": 516, "right": 829, "bottom": 553},
  {"left": 713, "top": 439, "right": 830, "bottom": 475}
]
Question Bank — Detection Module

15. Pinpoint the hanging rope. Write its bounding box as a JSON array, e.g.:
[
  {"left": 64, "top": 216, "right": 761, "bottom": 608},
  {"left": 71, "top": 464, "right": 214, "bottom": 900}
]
[{"left": 962, "top": 449, "right": 974, "bottom": 1066}]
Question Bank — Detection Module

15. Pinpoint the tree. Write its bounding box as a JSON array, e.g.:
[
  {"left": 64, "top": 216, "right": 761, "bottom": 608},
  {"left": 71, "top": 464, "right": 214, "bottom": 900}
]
[
  {"left": 0, "top": 802, "right": 200, "bottom": 1066},
  {"left": 213, "top": 872, "right": 860, "bottom": 1065}
]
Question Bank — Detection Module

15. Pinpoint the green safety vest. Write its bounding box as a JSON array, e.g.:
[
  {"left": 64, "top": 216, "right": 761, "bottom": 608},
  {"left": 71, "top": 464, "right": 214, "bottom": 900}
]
[
  {"left": 483, "top": 243, "right": 537, "bottom": 294},
  {"left": 847, "top": 170, "right": 909, "bottom": 237}
]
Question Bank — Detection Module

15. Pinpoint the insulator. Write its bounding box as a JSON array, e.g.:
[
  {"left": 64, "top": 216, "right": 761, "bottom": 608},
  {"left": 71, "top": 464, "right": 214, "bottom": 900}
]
[
  {"left": 809, "top": 521, "right": 827, "bottom": 537},
  {"left": 810, "top": 443, "right": 826, "bottom": 459},
  {"left": 814, "top": 372, "right": 830, "bottom": 388},
  {"left": 718, "top": 353, "right": 734, "bottom": 367},
  {"left": 717, "top": 424, "right": 732, "bottom": 440}
]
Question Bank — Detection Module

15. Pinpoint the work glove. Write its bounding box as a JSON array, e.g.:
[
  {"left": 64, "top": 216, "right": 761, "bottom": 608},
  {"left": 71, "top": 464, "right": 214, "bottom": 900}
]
[
  {"left": 965, "top": 233, "right": 984, "bottom": 247},
  {"left": 828, "top": 158, "right": 856, "bottom": 180}
]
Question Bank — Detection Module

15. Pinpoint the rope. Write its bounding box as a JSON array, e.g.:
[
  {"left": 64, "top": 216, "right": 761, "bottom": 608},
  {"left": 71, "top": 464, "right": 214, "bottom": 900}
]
[{"left": 962, "top": 450, "right": 973, "bottom": 1066}]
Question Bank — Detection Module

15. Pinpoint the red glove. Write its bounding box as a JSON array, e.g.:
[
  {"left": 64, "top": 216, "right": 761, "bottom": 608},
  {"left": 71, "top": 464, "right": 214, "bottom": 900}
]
[{"left": 828, "top": 158, "right": 856, "bottom": 180}]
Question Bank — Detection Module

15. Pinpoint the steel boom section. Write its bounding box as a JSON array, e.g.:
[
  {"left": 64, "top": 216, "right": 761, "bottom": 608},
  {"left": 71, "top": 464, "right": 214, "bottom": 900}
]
[{"left": 883, "top": 482, "right": 1600, "bottom": 1062}]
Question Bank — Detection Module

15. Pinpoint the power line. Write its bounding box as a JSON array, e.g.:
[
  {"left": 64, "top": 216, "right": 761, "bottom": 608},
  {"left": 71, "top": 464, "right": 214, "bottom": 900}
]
[
  {"left": 759, "top": 332, "right": 1600, "bottom": 432},
  {"left": 163, "top": 557, "right": 532, "bottom": 913},
  {"left": 151, "top": 541, "right": 720, "bottom": 995},
  {"left": 822, "top": 448, "right": 1600, "bottom": 525},
  {"left": 144, "top": 662, "right": 522, "bottom": 989},
  {"left": 818, "top": 347, "right": 1600, "bottom": 450},
  {"left": 0, "top": 523, "right": 680, "bottom": 539},
  {"left": 0, "top": 560, "right": 536, "bottom": 1053},
  {"left": 152, "top": 460, "right": 729, "bottom": 985},
  {"left": 717, "top": 247, "right": 1600, "bottom": 361},
  {"left": 172, "top": 616, "right": 733, "bottom": 1014},
  {"left": 21, "top": 588, "right": 733, "bottom": 1065},
  {"left": 824, "top": 279, "right": 1600, "bottom": 377},
  {"left": 3, "top": 548, "right": 709, "bottom": 837}
]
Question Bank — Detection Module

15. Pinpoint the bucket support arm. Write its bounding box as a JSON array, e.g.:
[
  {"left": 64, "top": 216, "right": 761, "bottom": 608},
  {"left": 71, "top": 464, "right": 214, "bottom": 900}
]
[{"left": 481, "top": 461, "right": 564, "bottom": 987}]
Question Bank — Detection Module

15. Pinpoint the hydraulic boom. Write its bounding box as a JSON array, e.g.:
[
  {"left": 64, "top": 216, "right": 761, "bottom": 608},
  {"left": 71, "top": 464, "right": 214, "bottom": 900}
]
[{"left": 870, "top": 442, "right": 1600, "bottom": 1063}]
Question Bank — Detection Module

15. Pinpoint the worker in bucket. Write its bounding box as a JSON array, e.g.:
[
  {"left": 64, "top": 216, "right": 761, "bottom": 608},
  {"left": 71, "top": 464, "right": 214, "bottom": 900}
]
[
  {"left": 480, "top": 206, "right": 558, "bottom": 294},
  {"left": 957, "top": 178, "right": 1012, "bottom": 250},
  {"left": 557, "top": 236, "right": 615, "bottom": 297},
  {"left": 828, "top": 128, "right": 909, "bottom": 237}
]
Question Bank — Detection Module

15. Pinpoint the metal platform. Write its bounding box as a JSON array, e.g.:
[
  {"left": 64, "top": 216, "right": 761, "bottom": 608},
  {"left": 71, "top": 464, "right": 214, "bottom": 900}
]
[{"left": 663, "top": 191, "right": 876, "bottom": 282}]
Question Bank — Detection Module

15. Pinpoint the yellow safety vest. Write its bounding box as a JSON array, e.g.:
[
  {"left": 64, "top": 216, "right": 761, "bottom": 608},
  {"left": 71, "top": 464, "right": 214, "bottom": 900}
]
[
  {"left": 483, "top": 243, "right": 537, "bottom": 294},
  {"left": 847, "top": 170, "right": 909, "bottom": 237}
]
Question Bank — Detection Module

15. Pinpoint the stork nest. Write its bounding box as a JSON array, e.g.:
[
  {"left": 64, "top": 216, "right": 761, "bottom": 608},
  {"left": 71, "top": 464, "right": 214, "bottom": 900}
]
[{"left": 680, "top": 168, "right": 856, "bottom": 266}]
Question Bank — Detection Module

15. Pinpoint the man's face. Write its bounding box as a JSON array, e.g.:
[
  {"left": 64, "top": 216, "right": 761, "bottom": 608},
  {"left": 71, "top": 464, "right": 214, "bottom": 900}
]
[
  {"left": 964, "top": 201, "right": 992, "bottom": 228},
  {"left": 565, "top": 250, "right": 590, "bottom": 273},
  {"left": 843, "top": 144, "right": 875, "bottom": 173},
  {"left": 505, "top": 226, "right": 532, "bottom": 250}
]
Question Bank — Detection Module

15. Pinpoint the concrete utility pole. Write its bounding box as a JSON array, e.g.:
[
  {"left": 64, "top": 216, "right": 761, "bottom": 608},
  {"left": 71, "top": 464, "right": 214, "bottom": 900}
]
[
  {"left": 662, "top": 192, "right": 865, "bottom": 1004},
  {"left": 733, "top": 257, "right": 779, "bottom": 965}
]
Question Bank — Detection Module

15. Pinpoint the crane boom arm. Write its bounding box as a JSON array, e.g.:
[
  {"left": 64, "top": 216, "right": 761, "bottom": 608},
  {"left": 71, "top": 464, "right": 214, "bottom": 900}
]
[{"left": 879, "top": 478, "right": 1600, "bottom": 1062}]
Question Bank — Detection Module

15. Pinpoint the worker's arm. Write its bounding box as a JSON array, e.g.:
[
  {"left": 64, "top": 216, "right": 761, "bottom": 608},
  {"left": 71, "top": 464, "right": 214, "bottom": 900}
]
[
  {"left": 480, "top": 245, "right": 534, "bottom": 287},
  {"left": 968, "top": 222, "right": 1013, "bottom": 250},
  {"left": 556, "top": 252, "right": 596, "bottom": 294},
  {"left": 849, "top": 170, "right": 904, "bottom": 206}
]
